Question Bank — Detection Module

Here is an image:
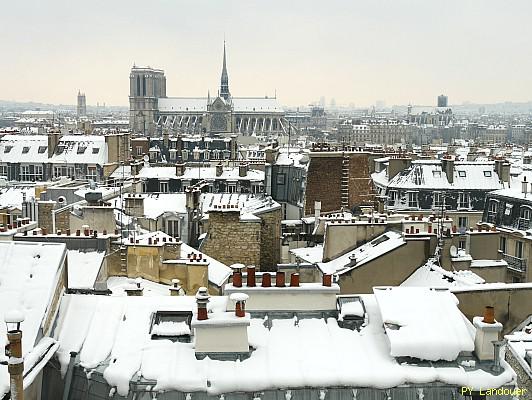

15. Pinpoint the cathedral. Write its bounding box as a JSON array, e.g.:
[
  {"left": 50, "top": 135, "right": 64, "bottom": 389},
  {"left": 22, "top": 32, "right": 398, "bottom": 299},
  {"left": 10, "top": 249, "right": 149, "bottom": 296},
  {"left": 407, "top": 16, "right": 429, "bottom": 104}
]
[{"left": 129, "top": 43, "right": 287, "bottom": 137}]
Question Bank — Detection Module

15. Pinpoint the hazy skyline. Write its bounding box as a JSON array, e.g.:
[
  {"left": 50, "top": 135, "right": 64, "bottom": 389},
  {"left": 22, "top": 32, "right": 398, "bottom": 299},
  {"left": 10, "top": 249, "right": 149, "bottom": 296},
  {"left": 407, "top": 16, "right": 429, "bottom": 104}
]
[{"left": 1, "top": 0, "right": 532, "bottom": 108}]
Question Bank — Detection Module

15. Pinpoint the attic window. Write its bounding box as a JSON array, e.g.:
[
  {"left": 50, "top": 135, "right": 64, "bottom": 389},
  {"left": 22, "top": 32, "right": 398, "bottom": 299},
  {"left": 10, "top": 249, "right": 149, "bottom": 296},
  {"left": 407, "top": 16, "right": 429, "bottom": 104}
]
[
  {"left": 22, "top": 146, "right": 30, "bottom": 154},
  {"left": 38, "top": 146, "right": 47, "bottom": 153},
  {"left": 77, "top": 146, "right": 87, "bottom": 154},
  {"left": 458, "top": 171, "right": 466, "bottom": 177},
  {"left": 150, "top": 311, "right": 192, "bottom": 342},
  {"left": 370, "top": 234, "right": 390, "bottom": 247},
  {"left": 56, "top": 145, "right": 65, "bottom": 154},
  {"left": 484, "top": 171, "right": 492, "bottom": 177},
  {"left": 92, "top": 147, "right": 99, "bottom": 154},
  {"left": 4, "top": 146, "right": 12, "bottom": 153}
]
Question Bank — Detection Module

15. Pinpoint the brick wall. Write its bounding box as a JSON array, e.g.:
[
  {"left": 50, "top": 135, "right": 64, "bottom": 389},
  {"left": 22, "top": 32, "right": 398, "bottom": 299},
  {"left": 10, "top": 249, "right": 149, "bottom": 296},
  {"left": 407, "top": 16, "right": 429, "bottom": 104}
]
[
  {"left": 304, "top": 152, "right": 375, "bottom": 215},
  {"left": 305, "top": 155, "right": 343, "bottom": 215}
]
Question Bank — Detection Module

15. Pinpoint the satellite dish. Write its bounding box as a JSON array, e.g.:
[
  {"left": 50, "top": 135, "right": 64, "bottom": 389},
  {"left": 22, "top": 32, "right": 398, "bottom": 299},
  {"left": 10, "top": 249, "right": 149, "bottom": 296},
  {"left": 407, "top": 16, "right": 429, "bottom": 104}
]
[
  {"left": 449, "top": 245, "right": 458, "bottom": 258},
  {"left": 143, "top": 155, "right": 149, "bottom": 162}
]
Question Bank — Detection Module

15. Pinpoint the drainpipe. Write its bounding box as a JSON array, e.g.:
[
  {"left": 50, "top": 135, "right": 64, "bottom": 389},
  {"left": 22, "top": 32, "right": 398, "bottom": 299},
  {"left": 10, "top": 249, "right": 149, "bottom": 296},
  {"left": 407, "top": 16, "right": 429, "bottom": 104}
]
[{"left": 61, "top": 352, "right": 78, "bottom": 400}]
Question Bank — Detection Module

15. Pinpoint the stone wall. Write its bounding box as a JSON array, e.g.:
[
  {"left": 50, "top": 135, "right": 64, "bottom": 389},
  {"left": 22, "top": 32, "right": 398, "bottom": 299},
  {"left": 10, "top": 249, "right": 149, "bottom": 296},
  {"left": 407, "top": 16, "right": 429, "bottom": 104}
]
[
  {"left": 38, "top": 201, "right": 55, "bottom": 230},
  {"left": 201, "top": 211, "right": 261, "bottom": 268},
  {"left": 259, "top": 209, "right": 282, "bottom": 271}
]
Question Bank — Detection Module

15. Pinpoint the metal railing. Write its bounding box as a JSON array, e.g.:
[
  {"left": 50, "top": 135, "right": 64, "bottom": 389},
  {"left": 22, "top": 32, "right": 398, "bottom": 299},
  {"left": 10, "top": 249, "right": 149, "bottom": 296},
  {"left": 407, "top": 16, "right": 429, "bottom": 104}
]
[{"left": 502, "top": 253, "right": 527, "bottom": 274}]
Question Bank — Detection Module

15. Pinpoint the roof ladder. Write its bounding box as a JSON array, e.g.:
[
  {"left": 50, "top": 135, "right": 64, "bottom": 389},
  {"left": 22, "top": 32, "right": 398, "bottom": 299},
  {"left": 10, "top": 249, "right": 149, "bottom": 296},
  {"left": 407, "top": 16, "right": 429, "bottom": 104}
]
[
  {"left": 341, "top": 154, "right": 350, "bottom": 209},
  {"left": 120, "top": 246, "right": 127, "bottom": 273}
]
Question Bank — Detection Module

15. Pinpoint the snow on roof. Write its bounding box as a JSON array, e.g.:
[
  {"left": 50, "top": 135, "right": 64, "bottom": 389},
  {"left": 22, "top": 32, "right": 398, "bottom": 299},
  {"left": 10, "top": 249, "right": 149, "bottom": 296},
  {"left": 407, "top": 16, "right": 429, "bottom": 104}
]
[
  {"left": 53, "top": 292, "right": 514, "bottom": 396},
  {"left": 290, "top": 245, "right": 324, "bottom": 264},
  {"left": 385, "top": 161, "right": 504, "bottom": 190},
  {"left": 318, "top": 231, "right": 405, "bottom": 275},
  {"left": 275, "top": 148, "right": 310, "bottom": 168},
  {"left": 401, "top": 258, "right": 485, "bottom": 287},
  {"left": 202, "top": 193, "right": 280, "bottom": 216},
  {"left": 50, "top": 135, "right": 107, "bottom": 165},
  {"left": 0, "top": 134, "right": 49, "bottom": 164},
  {"left": 505, "top": 317, "right": 532, "bottom": 375},
  {"left": 67, "top": 250, "right": 105, "bottom": 289},
  {"left": 109, "top": 165, "right": 132, "bottom": 179},
  {"left": 0, "top": 186, "right": 36, "bottom": 209},
  {"left": 374, "top": 287, "right": 475, "bottom": 361},
  {"left": 0, "top": 241, "right": 66, "bottom": 397},
  {"left": 137, "top": 166, "right": 264, "bottom": 182},
  {"left": 107, "top": 277, "right": 173, "bottom": 297},
  {"left": 141, "top": 193, "right": 187, "bottom": 219}
]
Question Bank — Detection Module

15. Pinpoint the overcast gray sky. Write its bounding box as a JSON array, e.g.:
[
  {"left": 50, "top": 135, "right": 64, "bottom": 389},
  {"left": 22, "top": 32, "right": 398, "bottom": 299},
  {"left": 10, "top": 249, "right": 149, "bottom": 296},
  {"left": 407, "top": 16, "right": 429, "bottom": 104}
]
[{"left": 1, "top": 0, "right": 531, "bottom": 107}]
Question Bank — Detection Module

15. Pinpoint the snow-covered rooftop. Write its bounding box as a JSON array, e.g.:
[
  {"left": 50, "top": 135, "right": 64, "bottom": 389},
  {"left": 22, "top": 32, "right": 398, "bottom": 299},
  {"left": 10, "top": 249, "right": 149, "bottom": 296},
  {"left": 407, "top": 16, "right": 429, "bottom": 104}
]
[
  {"left": 0, "top": 186, "right": 36, "bottom": 209},
  {"left": 401, "top": 258, "right": 486, "bottom": 288},
  {"left": 53, "top": 291, "right": 515, "bottom": 397},
  {"left": 158, "top": 97, "right": 284, "bottom": 113},
  {"left": 0, "top": 134, "right": 49, "bottom": 164},
  {"left": 318, "top": 231, "right": 405, "bottom": 275},
  {"left": 49, "top": 135, "right": 108, "bottom": 165},
  {"left": 67, "top": 250, "right": 105, "bottom": 290},
  {"left": 0, "top": 241, "right": 66, "bottom": 397},
  {"left": 137, "top": 165, "right": 264, "bottom": 182}
]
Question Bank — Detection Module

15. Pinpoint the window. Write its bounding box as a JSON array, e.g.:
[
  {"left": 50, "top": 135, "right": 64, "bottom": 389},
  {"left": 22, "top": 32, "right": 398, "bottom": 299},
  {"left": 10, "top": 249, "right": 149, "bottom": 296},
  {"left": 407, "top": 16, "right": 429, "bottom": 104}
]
[
  {"left": 520, "top": 206, "right": 531, "bottom": 220},
  {"left": 458, "top": 239, "right": 466, "bottom": 250},
  {"left": 4, "top": 146, "right": 12, "bottom": 153},
  {"left": 182, "top": 150, "right": 189, "bottom": 160},
  {"left": 432, "top": 170, "right": 441, "bottom": 177},
  {"left": 136, "top": 146, "right": 143, "bottom": 156},
  {"left": 22, "top": 147, "right": 30, "bottom": 154},
  {"left": 458, "top": 170, "right": 466, "bottom": 177},
  {"left": 228, "top": 184, "right": 236, "bottom": 193},
  {"left": 38, "top": 146, "right": 47, "bottom": 154},
  {"left": 515, "top": 241, "right": 523, "bottom": 258},
  {"left": 92, "top": 147, "right": 99, "bottom": 154},
  {"left": 0, "top": 165, "right": 7, "bottom": 177},
  {"left": 458, "top": 192, "right": 470, "bottom": 209},
  {"left": 159, "top": 181, "right": 169, "bottom": 193},
  {"left": 484, "top": 171, "right": 492, "bottom": 177},
  {"left": 276, "top": 173, "right": 286, "bottom": 185},
  {"left": 87, "top": 166, "right": 98, "bottom": 181},
  {"left": 167, "top": 219, "right": 180, "bottom": 238},
  {"left": 458, "top": 216, "right": 468, "bottom": 228},
  {"left": 408, "top": 192, "right": 418, "bottom": 208},
  {"left": 388, "top": 190, "right": 397, "bottom": 206},
  {"left": 20, "top": 165, "right": 30, "bottom": 181},
  {"left": 499, "top": 236, "right": 507, "bottom": 253},
  {"left": 488, "top": 200, "right": 498, "bottom": 213},
  {"left": 77, "top": 146, "right": 87, "bottom": 154},
  {"left": 34, "top": 165, "right": 43, "bottom": 181},
  {"left": 433, "top": 192, "right": 444, "bottom": 207}
]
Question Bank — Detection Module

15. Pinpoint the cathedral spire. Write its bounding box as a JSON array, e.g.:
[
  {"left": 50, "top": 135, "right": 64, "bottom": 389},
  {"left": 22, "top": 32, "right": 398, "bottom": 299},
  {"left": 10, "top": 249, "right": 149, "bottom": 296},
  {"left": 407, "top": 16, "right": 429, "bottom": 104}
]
[{"left": 220, "top": 41, "right": 230, "bottom": 101}]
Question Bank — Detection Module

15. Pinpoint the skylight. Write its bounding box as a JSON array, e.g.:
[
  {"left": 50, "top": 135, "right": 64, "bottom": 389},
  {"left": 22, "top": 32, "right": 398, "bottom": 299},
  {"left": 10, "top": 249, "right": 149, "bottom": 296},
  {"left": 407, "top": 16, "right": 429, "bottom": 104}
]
[
  {"left": 77, "top": 146, "right": 87, "bottom": 154},
  {"left": 484, "top": 171, "right": 492, "bottom": 177},
  {"left": 4, "top": 146, "right": 12, "bottom": 153},
  {"left": 458, "top": 171, "right": 466, "bottom": 177},
  {"left": 38, "top": 146, "right": 47, "bottom": 153},
  {"left": 22, "top": 146, "right": 30, "bottom": 154},
  {"left": 92, "top": 147, "right": 99, "bottom": 154}
]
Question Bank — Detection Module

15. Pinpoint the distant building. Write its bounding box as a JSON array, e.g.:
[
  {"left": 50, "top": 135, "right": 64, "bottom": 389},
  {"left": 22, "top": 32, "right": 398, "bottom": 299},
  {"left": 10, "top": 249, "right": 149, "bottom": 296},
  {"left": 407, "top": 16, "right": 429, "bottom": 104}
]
[
  {"left": 77, "top": 90, "right": 87, "bottom": 117},
  {"left": 129, "top": 43, "right": 287, "bottom": 137},
  {"left": 438, "top": 94, "right": 448, "bottom": 107}
]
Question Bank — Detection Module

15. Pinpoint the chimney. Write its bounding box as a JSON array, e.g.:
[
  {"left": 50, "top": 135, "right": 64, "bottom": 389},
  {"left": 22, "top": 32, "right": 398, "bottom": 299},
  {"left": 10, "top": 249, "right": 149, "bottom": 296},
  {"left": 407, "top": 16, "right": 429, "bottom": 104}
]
[
  {"left": 314, "top": 201, "right": 321, "bottom": 226},
  {"left": 322, "top": 274, "right": 332, "bottom": 287},
  {"left": 494, "top": 159, "right": 510, "bottom": 184},
  {"left": 216, "top": 163, "right": 223, "bottom": 177},
  {"left": 125, "top": 277, "right": 144, "bottom": 296},
  {"left": 230, "top": 134, "right": 238, "bottom": 160},
  {"left": 262, "top": 273, "right": 272, "bottom": 287},
  {"left": 47, "top": 131, "right": 62, "bottom": 159},
  {"left": 387, "top": 156, "right": 412, "bottom": 180},
  {"left": 290, "top": 273, "right": 300, "bottom": 287},
  {"left": 169, "top": 278, "right": 183, "bottom": 296},
  {"left": 175, "top": 163, "right": 185, "bottom": 177},
  {"left": 163, "top": 131, "right": 169, "bottom": 149},
  {"left": 195, "top": 287, "right": 210, "bottom": 321},
  {"left": 473, "top": 306, "right": 503, "bottom": 361},
  {"left": 275, "top": 271, "right": 286, "bottom": 287},
  {"left": 230, "top": 293, "right": 249, "bottom": 317},
  {"left": 441, "top": 155, "right": 454, "bottom": 184},
  {"left": 246, "top": 265, "right": 256, "bottom": 287},
  {"left": 522, "top": 176, "right": 529, "bottom": 196},
  {"left": 239, "top": 163, "right": 249, "bottom": 178},
  {"left": 230, "top": 263, "right": 244, "bottom": 288}
]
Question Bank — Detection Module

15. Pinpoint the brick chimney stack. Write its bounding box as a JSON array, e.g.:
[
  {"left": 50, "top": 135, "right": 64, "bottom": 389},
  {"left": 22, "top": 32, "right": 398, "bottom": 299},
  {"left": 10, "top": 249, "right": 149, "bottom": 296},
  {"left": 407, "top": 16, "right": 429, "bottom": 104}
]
[{"left": 195, "top": 287, "right": 210, "bottom": 321}]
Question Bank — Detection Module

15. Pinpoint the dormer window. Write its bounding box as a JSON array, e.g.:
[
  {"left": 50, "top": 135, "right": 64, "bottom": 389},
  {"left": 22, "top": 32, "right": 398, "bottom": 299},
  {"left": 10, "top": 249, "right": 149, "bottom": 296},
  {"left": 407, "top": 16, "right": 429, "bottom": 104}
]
[
  {"left": 22, "top": 146, "right": 30, "bottom": 154},
  {"left": 38, "top": 146, "right": 47, "bottom": 153},
  {"left": 77, "top": 146, "right": 87, "bottom": 154},
  {"left": 488, "top": 200, "right": 498, "bottom": 213},
  {"left": 432, "top": 170, "right": 441, "bottom": 177},
  {"left": 458, "top": 170, "right": 466, "bottom": 178},
  {"left": 4, "top": 146, "right": 12, "bottom": 153},
  {"left": 484, "top": 171, "right": 492, "bottom": 177},
  {"left": 92, "top": 147, "right": 99, "bottom": 154},
  {"left": 520, "top": 206, "right": 531, "bottom": 220}
]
